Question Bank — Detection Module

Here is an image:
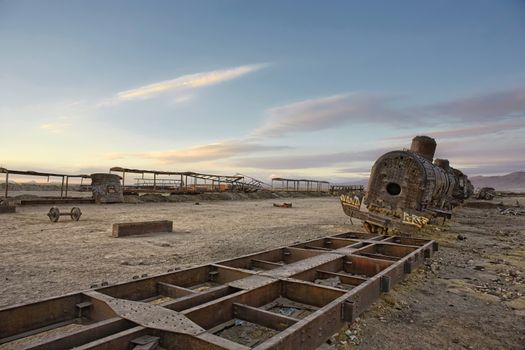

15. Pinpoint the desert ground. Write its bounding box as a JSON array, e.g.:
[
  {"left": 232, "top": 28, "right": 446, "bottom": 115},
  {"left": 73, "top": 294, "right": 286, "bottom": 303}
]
[{"left": 1, "top": 196, "right": 524, "bottom": 349}]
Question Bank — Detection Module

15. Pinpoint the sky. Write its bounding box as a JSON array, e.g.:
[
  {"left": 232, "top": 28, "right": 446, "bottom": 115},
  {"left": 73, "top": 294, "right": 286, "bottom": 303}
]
[{"left": 1, "top": 0, "right": 524, "bottom": 183}]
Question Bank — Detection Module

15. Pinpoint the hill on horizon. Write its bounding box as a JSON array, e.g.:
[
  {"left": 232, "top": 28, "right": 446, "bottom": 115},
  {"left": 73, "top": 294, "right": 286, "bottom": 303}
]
[{"left": 469, "top": 171, "right": 525, "bottom": 191}]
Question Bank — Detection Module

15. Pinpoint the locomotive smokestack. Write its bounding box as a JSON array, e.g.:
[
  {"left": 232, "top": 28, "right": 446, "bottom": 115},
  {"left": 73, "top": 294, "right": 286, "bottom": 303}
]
[
  {"left": 434, "top": 158, "right": 450, "bottom": 170},
  {"left": 410, "top": 135, "right": 437, "bottom": 162}
]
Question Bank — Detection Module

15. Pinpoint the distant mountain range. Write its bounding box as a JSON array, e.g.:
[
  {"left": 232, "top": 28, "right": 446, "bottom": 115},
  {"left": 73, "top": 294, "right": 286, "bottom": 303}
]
[{"left": 470, "top": 171, "right": 525, "bottom": 191}]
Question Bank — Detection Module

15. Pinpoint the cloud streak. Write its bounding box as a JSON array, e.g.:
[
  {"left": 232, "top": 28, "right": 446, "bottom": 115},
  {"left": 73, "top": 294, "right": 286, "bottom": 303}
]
[
  {"left": 252, "top": 86, "right": 525, "bottom": 138},
  {"left": 425, "top": 86, "right": 525, "bottom": 121},
  {"left": 113, "top": 64, "right": 267, "bottom": 103},
  {"left": 39, "top": 122, "right": 70, "bottom": 133},
  {"left": 109, "top": 140, "right": 290, "bottom": 163},
  {"left": 386, "top": 119, "right": 525, "bottom": 141},
  {"left": 252, "top": 93, "right": 403, "bottom": 137},
  {"left": 232, "top": 148, "right": 389, "bottom": 170}
]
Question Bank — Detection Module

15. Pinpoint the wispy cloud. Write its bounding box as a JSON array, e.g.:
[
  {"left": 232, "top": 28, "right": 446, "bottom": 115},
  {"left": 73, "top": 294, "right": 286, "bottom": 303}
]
[
  {"left": 108, "top": 140, "right": 289, "bottom": 163},
  {"left": 100, "top": 64, "right": 267, "bottom": 106},
  {"left": 252, "top": 86, "right": 525, "bottom": 139},
  {"left": 252, "top": 93, "right": 402, "bottom": 137},
  {"left": 232, "top": 148, "right": 389, "bottom": 170},
  {"left": 39, "top": 121, "right": 71, "bottom": 133},
  {"left": 425, "top": 86, "right": 525, "bottom": 121},
  {"left": 386, "top": 119, "right": 525, "bottom": 141}
]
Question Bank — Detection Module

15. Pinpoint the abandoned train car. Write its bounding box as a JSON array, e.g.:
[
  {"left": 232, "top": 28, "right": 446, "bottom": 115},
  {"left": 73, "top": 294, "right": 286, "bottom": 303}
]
[{"left": 341, "top": 136, "right": 473, "bottom": 233}]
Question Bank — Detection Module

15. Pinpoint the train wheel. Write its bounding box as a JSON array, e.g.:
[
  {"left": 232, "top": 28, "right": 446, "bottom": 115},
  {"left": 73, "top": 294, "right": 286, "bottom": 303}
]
[{"left": 363, "top": 222, "right": 386, "bottom": 234}]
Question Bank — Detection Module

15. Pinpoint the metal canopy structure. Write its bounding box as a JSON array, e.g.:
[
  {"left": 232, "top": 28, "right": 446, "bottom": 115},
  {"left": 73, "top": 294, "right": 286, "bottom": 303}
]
[
  {"left": 0, "top": 230, "right": 436, "bottom": 350},
  {"left": 271, "top": 177, "right": 330, "bottom": 192},
  {"left": 109, "top": 167, "right": 265, "bottom": 193},
  {"left": 0, "top": 167, "right": 91, "bottom": 199}
]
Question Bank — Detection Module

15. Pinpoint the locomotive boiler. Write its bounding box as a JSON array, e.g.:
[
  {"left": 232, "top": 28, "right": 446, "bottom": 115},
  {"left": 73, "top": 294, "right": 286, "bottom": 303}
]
[{"left": 341, "top": 136, "right": 473, "bottom": 233}]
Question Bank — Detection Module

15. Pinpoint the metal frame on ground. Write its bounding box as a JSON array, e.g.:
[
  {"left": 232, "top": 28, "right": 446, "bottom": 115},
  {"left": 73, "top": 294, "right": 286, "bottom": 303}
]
[{"left": 0, "top": 231, "right": 437, "bottom": 350}]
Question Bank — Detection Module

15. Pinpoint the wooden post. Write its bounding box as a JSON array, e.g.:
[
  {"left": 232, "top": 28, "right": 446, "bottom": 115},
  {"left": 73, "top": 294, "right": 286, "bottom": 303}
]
[
  {"left": 153, "top": 173, "right": 157, "bottom": 191},
  {"left": 65, "top": 176, "right": 69, "bottom": 198}
]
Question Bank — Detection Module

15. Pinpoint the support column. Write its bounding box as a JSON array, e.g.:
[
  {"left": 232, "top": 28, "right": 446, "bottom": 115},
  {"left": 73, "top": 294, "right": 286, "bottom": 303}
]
[
  {"left": 60, "top": 176, "right": 65, "bottom": 198},
  {"left": 4, "top": 172, "right": 8, "bottom": 198}
]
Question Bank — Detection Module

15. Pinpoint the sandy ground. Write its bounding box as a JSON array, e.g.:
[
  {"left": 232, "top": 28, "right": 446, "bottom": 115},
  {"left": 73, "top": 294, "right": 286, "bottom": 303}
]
[
  {"left": 1, "top": 196, "right": 524, "bottom": 349},
  {"left": 328, "top": 196, "right": 525, "bottom": 350},
  {"left": 0, "top": 197, "right": 351, "bottom": 307}
]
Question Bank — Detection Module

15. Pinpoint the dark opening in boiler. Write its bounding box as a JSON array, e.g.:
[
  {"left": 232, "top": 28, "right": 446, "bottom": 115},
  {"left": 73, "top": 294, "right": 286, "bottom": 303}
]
[{"left": 386, "top": 182, "right": 401, "bottom": 196}]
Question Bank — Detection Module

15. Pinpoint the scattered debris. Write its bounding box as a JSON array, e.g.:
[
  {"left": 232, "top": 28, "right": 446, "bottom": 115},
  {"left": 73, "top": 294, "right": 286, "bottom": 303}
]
[
  {"left": 462, "top": 201, "right": 502, "bottom": 209},
  {"left": 474, "top": 265, "right": 486, "bottom": 271},
  {"left": 47, "top": 207, "right": 82, "bottom": 222},
  {"left": 457, "top": 234, "right": 467, "bottom": 240},
  {"left": 499, "top": 208, "right": 525, "bottom": 216},
  {"left": 273, "top": 202, "right": 292, "bottom": 208},
  {"left": 0, "top": 200, "right": 16, "bottom": 214},
  {"left": 476, "top": 187, "right": 496, "bottom": 200}
]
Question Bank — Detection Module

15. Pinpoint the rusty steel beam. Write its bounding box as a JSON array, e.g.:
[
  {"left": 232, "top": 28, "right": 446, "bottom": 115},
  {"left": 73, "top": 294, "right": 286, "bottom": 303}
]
[
  {"left": 0, "top": 231, "right": 436, "bottom": 350},
  {"left": 112, "top": 220, "right": 173, "bottom": 237}
]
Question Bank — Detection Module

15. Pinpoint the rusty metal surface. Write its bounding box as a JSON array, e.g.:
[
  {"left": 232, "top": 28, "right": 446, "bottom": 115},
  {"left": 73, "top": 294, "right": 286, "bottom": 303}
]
[
  {"left": 109, "top": 167, "right": 267, "bottom": 194},
  {"left": 341, "top": 136, "right": 473, "bottom": 234},
  {"left": 112, "top": 220, "right": 173, "bottom": 237},
  {"left": 0, "top": 231, "right": 436, "bottom": 350},
  {"left": 83, "top": 291, "right": 205, "bottom": 335}
]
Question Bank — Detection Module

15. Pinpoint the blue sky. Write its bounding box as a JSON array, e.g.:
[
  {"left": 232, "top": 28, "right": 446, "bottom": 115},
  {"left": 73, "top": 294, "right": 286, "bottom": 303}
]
[{"left": 1, "top": 0, "right": 524, "bottom": 182}]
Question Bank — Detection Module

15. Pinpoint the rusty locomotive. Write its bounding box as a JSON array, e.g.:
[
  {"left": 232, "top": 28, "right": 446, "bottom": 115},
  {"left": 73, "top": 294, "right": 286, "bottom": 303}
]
[{"left": 341, "top": 136, "right": 473, "bottom": 233}]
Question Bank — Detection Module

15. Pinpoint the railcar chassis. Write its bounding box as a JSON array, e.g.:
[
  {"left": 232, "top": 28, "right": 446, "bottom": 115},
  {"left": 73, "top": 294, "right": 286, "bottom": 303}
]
[{"left": 0, "top": 231, "right": 437, "bottom": 350}]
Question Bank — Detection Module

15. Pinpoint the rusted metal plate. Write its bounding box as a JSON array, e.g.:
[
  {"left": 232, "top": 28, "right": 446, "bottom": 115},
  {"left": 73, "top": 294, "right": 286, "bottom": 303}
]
[{"left": 84, "top": 291, "right": 204, "bottom": 335}]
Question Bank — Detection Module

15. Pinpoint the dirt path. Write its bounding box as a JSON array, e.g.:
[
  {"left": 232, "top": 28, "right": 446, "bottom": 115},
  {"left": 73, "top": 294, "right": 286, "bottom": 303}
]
[{"left": 1, "top": 196, "right": 524, "bottom": 349}]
